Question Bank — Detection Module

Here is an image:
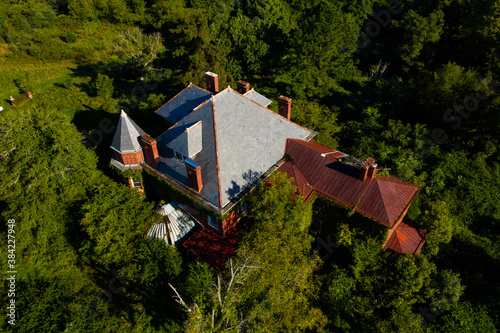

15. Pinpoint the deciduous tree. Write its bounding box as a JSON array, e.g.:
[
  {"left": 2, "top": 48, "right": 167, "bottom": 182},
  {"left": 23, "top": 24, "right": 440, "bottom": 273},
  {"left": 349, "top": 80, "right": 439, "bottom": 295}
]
[{"left": 113, "top": 27, "right": 164, "bottom": 72}]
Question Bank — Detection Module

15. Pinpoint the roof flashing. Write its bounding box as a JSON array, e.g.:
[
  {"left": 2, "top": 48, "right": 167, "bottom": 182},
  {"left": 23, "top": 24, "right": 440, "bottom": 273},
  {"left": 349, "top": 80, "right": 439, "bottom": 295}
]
[{"left": 185, "top": 157, "right": 198, "bottom": 168}]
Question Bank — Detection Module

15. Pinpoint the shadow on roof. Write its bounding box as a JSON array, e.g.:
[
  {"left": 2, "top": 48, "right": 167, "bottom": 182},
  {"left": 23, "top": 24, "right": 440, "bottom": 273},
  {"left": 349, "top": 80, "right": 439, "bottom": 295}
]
[
  {"left": 225, "top": 169, "right": 261, "bottom": 200},
  {"left": 325, "top": 161, "right": 360, "bottom": 179}
]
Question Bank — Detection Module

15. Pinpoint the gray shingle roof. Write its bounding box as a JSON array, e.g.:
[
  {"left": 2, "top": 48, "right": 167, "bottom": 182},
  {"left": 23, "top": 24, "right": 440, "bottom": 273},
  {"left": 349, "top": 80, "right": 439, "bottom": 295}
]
[
  {"left": 111, "top": 110, "right": 147, "bottom": 153},
  {"left": 244, "top": 89, "right": 272, "bottom": 107},
  {"left": 214, "top": 88, "right": 311, "bottom": 207},
  {"left": 157, "top": 100, "right": 220, "bottom": 208},
  {"left": 155, "top": 83, "right": 212, "bottom": 124},
  {"left": 167, "top": 121, "right": 203, "bottom": 158},
  {"left": 156, "top": 87, "right": 313, "bottom": 211}
]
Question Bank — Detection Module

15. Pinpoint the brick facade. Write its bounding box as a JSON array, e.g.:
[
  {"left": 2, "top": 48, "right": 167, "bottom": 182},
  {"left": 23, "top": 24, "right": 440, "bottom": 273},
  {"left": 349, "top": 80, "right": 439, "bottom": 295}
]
[
  {"left": 114, "top": 150, "right": 144, "bottom": 166},
  {"left": 222, "top": 210, "right": 239, "bottom": 238},
  {"left": 141, "top": 135, "right": 160, "bottom": 166}
]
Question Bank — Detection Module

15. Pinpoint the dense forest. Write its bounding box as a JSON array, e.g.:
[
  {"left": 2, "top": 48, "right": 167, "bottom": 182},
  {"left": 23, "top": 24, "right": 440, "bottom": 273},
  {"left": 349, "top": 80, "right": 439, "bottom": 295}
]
[{"left": 0, "top": 0, "right": 499, "bottom": 331}]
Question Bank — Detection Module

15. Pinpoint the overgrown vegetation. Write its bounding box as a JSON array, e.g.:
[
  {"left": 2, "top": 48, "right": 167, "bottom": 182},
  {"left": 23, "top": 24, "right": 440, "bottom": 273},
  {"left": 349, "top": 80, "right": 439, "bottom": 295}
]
[{"left": 1, "top": 0, "right": 499, "bottom": 331}]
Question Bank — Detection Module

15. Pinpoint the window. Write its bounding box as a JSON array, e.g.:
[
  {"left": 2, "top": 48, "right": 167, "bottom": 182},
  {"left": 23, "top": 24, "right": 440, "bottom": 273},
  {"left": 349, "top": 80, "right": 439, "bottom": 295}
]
[
  {"left": 174, "top": 151, "right": 185, "bottom": 161},
  {"left": 207, "top": 215, "right": 218, "bottom": 230},
  {"left": 238, "top": 201, "right": 248, "bottom": 216}
]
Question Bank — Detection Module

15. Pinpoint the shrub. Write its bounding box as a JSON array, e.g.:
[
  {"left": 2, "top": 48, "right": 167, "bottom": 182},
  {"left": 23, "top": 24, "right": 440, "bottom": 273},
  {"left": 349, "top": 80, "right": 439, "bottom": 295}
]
[
  {"left": 63, "top": 31, "right": 77, "bottom": 43},
  {"left": 93, "top": 73, "right": 114, "bottom": 99},
  {"left": 27, "top": 44, "right": 42, "bottom": 59}
]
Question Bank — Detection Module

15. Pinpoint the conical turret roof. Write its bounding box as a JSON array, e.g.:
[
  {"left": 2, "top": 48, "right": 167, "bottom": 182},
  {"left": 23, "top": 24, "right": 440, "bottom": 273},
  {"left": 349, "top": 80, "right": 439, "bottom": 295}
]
[{"left": 111, "top": 110, "right": 147, "bottom": 153}]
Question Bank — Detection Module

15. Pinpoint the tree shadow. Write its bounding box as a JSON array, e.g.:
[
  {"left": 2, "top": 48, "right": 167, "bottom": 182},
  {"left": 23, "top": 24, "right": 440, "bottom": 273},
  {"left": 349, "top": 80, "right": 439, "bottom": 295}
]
[
  {"left": 66, "top": 60, "right": 173, "bottom": 174},
  {"left": 436, "top": 236, "right": 500, "bottom": 308},
  {"left": 68, "top": 62, "right": 138, "bottom": 98},
  {"left": 226, "top": 180, "right": 242, "bottom": 200},
  {"left": 225, "top": 169, "right": 262, "bottom": 201},
  {"left": 71, "top": 105, "right": 120, "bottom": 173}
]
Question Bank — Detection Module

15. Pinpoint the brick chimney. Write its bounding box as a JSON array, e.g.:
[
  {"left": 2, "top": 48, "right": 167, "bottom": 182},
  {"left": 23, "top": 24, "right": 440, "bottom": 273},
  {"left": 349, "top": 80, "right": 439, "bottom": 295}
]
[
  {"left": 141, "top": 135, "right": 159, "bottom": 166},
  {"left": 205, "top": 71, "right": 219, "bottom": 93},
  {"left": 236, "top": 80, "right": 249, "bottom": 94},
  {"left": 278, "top": 96, "right": 292, "bottom": 120},
  {"left": 367, "top": 162, "right": 377, "bottom": 179},
  {"left": 359, "top": 158, "right": 376, "bottom": 181},
  {"left": 185, "top": 158, "right": 203, "bottom": 192}
]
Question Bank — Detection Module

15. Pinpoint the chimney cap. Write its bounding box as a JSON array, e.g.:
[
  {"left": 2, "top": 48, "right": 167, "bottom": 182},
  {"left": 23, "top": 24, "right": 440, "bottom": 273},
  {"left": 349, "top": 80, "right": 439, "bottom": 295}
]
[
  {"left": 205, "top": 71, "right": 219, "bottom": 93},
  {"left": 185, "top": 157, "right": 198, "bottom": 168},
  {"left": 278, "top": 95, "right": 292, "bottom": 103},
  {"left": 236, "top": 80, "right": 250, "bottom": 94},
  {"left": 205, "top": 71, "right": 218, "bottom": 77},
  {"left": 361, "top": 157, "right": 376, "bottom": 169},
  {"left": 141, "top": 134, "right": 156, "bottom": 144}
]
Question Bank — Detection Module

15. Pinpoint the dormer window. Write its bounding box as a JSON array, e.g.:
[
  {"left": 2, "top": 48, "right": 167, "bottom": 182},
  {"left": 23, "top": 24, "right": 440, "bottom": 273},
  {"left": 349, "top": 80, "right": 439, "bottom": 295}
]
[
  {"left": 174, "top": 151, "right": 186, "bottom": 161},
  {"left": 167, "top": 121, "right": 203, "bottom": 161}
]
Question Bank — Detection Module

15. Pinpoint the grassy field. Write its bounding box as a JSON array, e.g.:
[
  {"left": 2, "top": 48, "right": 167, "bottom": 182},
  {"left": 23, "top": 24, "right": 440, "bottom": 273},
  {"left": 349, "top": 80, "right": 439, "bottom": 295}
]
[
  {"left": 0, "top": 59, "right": 90, "bottom": 114},
  {"left": 0, "top": 19, "right": 125, "bottom": 115},
  {"left": 0, "top": 20, "right": 137, "bottom": 174}
]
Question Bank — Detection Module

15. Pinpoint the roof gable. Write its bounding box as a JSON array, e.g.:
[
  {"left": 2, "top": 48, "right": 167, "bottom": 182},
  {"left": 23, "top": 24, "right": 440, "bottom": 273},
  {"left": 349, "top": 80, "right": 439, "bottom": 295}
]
[
  {"left": 111, "top": 110, "right": 147, "bottom": 153},
  {"left": 243, "top": 89, "right": 272, "bottom": 107},
  {"left": 357, "top": 178, "right": 420, "bottom": 227},
  {"left": 278, "top": 160, "right": 314, "bottom": 199},
  {"left": 155, "top": 84, "right": 212, "bottom": 123},
  {"left": 383, "top": 219, "right": 426, "bottom": 254},
  {"left": 166, "top": 121, "right": 203, "bottom": 158}
]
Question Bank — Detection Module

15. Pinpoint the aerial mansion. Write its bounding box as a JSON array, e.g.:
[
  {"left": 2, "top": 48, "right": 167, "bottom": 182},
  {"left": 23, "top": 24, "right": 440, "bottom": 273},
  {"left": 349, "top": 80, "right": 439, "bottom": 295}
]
[{"left": 110, "top": 72, "right": 426, "bottom": 268}]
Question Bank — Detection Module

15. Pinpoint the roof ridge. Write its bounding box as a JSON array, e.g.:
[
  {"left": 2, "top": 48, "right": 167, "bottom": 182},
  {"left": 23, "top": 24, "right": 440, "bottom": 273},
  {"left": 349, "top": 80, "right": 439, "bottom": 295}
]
[
  {"left": 213, "top": 86, "right": 231, "bottom": 97},
  {"left": 293, "top": 163, "right": 311, "bottom": 185},
  {"left": 378, "top": 179, "right": 420, "bottom": 225},
  {"left": 377, "top": 176, "right": 420, "bottom": 188},
  {"left": 243, "top": 88, "right": 255, "bottom": 96},
  {"left": 163, "top": 97, "right": 214, "bottom": 133},
  {"left": 291, "top": 163, "right": 313, "bottom": 196},
  {"left": 234, "top": 86, "right": 269, "bottom": 108},
  {"left": 374, "top": 180, "right": 392, "bottom": 225},
  {"left": 154, "top": 83, "right": 213, "bottom": 116},
  {"left": 393, "top": 230, "right": 404, "bottom": 252},
  {"left": 225, "top": 89, "right": 314, "bottom": 134},
  {"left": 191, "top": 83, "right": 213, "bottom": 94},
  {"left": 395, "top": 229, "right": 408, "bottom": 241},
  {"left": 111, "top": 111, "right": 147, "bottom": 152},
  {"left": 288, "top": 138, "right": 347, "bottom": 156},
  {"left": 154, "top": 84, "right": 192, "bottom": 115},
  {"left": 211, "top": 100, "right": 223, "bottom": 209},
  {"left": 194, "top": 96, "right": 213, "bottom": 111}
]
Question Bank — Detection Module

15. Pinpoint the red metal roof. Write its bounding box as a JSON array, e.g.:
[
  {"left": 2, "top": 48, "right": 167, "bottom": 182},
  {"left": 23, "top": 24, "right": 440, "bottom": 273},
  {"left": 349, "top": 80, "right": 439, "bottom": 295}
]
[
  {"left": 278, "top": 139, "right": 420, "bottom": 228},
  {"left": 277, "top": 160, "right": 314, "bottom": 200},
  {"left": 383, "top": 219, "right": 426, "bottom": 254}
]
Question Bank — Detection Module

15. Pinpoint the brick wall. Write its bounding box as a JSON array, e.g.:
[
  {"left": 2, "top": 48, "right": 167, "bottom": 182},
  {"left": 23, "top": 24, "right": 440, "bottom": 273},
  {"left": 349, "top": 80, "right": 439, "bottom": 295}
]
[
  {"left": 115, "top": 150, "right": 144, "bottom": 166},
  {"left": 222, "top": 210, "right": 239, "bottom": 237}
]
